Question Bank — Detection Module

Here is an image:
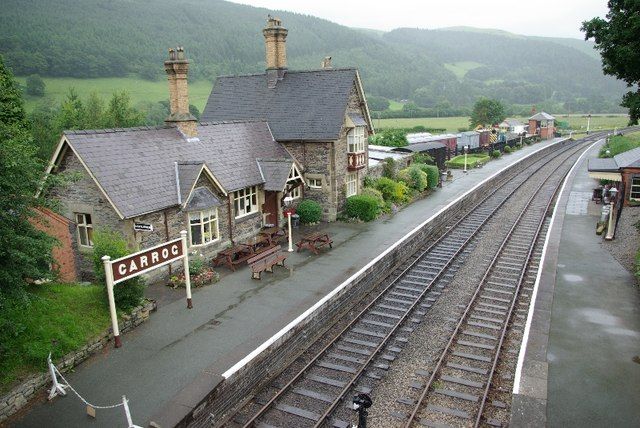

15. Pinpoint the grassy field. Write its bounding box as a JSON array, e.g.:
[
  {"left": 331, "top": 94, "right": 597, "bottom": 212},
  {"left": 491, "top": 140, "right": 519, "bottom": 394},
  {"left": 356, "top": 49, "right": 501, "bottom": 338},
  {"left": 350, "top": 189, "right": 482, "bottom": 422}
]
[
  {"left": 377, "top": 114, "right": 630, "bottom": 133},
  {"left": 17, "top": 76, "right": 214, "bottom": 112},
  {"left": 443, "top": 61, "right": 484, "bottom": 79},
  {"left": 387, "top": 99, "right": 405, "bottom": 111},
  {"left": 0, "top": 283, "right": 111, "bottom": 393}
]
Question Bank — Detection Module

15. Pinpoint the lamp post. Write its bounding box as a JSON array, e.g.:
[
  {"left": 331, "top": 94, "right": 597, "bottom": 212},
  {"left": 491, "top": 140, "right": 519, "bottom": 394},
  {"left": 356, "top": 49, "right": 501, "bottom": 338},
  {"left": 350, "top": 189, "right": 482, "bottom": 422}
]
[
  {"left": 284, "top": 196, "right": 294, "bottom": 252},
  {"left": 586, "top": 114, "right": 591, "bottom": 134},
  {"left": 463, "top": 145, "right": 469, "bottom": 173}
]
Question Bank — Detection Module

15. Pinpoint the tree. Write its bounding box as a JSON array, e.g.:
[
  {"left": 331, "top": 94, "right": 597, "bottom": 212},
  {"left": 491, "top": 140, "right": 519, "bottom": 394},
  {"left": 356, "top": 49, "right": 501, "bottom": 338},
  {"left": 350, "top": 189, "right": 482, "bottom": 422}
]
[
  {"left": 0, "top": 56, "right": 55, "bottom": 298},
  {"left": 104, "top": 91, "right": 144, "bottom": 128},
  {"left": 84, "top": 91, "right": 105, "bottom": 129},
  {"left": 367, "top": 95, "right": 390, "bottom": 111},
  {"left": 469, "top": 98, "right": 506, "bottom": 127},
  {"left": 25, "top": 74, "right": 45, "bottom": 97},
  {"left": 582, "top": 1, "right": 640, "bottom": 124}
]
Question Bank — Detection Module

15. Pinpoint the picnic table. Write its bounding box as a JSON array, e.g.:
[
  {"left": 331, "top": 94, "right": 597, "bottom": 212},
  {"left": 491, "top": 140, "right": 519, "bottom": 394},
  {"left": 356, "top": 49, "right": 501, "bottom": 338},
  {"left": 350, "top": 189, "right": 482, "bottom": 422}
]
[
  {"left": 212, "top": 244, "right": 255, "bottom": 271},
  {"left": 259, "top": 226, "right": 288, "bottom": 245},
  {"left": 296, "top": 232, "right": 333, "bottom": 255},
  {"left": 244, "top": 234, "right": 273, "bottom": 252}
]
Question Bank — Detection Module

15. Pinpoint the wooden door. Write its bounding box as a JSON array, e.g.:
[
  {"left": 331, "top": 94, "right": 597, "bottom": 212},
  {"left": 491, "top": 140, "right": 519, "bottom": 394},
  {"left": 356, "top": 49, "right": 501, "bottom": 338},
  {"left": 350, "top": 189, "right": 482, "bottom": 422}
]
[{"left": 263, "top": 191, "right": 279, "bottom": 227}]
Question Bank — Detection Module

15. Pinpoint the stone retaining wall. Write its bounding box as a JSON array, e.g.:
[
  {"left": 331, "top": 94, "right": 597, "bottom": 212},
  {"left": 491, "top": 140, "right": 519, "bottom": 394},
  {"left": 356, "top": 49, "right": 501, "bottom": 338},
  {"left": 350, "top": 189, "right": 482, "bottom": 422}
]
[
  {"left": 0, "top": 300, "right": 157, "bottom": 423},
  {"left": 161, "top": 141, "right": 570, "bottom": 427}
]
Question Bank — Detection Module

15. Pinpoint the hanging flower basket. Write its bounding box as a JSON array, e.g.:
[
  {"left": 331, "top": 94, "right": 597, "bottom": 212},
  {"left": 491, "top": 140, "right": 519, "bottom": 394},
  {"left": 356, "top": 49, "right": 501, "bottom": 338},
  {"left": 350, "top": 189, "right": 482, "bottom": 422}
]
[{"left": 169, "top": 267, "right": 220, "bottom": 289}]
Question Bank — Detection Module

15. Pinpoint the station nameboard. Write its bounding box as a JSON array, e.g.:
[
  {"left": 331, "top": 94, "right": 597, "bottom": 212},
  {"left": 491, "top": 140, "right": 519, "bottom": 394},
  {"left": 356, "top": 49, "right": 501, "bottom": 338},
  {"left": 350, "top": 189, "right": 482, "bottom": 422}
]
[
  {"left": 111, "top": 238, "right": 183, "bottom": 283},
  {"left": 134, "top": 222, "right": 154, "bottom": 232}
]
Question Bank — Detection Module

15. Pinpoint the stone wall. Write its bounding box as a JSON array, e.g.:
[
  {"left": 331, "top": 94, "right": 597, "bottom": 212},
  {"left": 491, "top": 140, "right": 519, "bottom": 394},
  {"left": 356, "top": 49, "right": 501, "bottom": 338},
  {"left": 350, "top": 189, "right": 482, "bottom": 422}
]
[
  {"left": 0, "top": 300, "right": 157, "bottom": 424},
  {"left": 172, "top": 139, "right": 570, "bottom": 428},
  {"left": 49, "top": 150, "right": 129, "bottom": 280}
]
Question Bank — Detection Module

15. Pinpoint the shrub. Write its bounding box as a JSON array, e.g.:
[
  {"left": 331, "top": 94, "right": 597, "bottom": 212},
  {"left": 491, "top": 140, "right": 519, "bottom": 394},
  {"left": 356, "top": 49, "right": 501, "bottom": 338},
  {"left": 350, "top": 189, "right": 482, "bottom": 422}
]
[
  {"left": 504, "top": 145, "right": 512, "bottom": 154},
  {"left": 375, "top": 177, "right": 410, "bottom": 204},
  {"left": 189, "top": 256, "right": 205, "bottom": 276},
  {"left": 412, "top": 152, "right": 434, "bottom": 165},
  {"left": 345, "top": 195, "right": 381, "bottom": 221},
  {"left": 296, "top": 199, "right": 323, "bottom": 224},
  {"left": 490, "top": 149, "right": 501, "bottom": 158},
  {"left": 382, "top": 157, "right": 396, "bottom": 179},
  {"left": 415, "top": 163, "right": 440, "bottom": 189},
  {"left": 398, "top": 166, "right": 428, "bottom": 192},
  {"left": 515, "top": 144, "right": 522, "bottom": 150},
  {"left": 92, "top": 229, "right": 145, "bottom": 312},
  {"left": 361, "top": 187, "right": 386, "bottom": 211},
  {"left": 363, "top": 175, "right": 375, "bottom": 188}
]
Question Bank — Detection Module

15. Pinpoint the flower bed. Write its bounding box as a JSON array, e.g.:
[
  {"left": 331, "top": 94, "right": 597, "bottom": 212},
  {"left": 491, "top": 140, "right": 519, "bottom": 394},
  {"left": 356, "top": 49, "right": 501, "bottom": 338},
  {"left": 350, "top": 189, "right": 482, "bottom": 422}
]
[{"left": 170, "top": 267, "right": 219, "bottom": 288}]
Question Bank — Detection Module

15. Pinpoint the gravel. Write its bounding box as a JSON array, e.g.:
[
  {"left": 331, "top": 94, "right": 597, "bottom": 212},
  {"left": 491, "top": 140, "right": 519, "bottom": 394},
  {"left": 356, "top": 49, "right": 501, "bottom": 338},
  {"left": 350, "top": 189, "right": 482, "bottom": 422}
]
[{"left": 601, "top": 207, "right": 640, "bottom": 278}]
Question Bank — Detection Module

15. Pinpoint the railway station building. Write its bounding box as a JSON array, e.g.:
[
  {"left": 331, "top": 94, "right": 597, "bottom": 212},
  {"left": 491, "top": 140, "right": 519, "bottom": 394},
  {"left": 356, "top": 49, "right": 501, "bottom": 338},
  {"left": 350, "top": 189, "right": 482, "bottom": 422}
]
[
  {"left": 588, "top": 146, "right": 640, "bottom": 206},
  {"left": 40, "top": 18, "right": 374, "bottom": 281}
]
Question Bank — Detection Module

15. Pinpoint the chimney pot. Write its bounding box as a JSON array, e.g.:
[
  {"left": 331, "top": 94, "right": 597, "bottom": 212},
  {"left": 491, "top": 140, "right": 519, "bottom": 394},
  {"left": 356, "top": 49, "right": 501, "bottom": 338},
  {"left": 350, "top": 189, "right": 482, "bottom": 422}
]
[{"left": 321, "top": 56, "right": 332, "bottom": 69}]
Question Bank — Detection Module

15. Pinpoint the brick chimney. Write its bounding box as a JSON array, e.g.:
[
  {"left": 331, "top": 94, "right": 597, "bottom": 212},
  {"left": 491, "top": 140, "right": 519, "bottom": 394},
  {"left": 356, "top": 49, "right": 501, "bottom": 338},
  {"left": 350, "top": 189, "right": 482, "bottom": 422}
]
[
  {"left": 164, "top": 47, "right": 197, "bottom": 138},
  {"left": 263, "top": 16, "right": 288, "bottom": 88}
]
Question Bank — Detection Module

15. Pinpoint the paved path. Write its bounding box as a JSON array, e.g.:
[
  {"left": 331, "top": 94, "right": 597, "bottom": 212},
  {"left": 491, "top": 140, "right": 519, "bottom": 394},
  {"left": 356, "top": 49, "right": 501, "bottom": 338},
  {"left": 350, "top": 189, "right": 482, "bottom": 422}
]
[
  {"left": 12, "top": 140, "right": 563, "bottom": 428},
  {"left": 512, "top": 141, "right": 640, "bottom": 427}
]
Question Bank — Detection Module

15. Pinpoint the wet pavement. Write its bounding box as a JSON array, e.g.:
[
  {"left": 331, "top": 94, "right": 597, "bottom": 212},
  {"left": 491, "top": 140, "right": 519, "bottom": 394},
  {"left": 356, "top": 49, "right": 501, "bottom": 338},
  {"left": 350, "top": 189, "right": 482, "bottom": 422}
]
[
  {"left": 11, "top": 139, "right": 565, "bottom": 427},
  {"left": 512, "top": 141, "right": 640, "bottom": 427}
]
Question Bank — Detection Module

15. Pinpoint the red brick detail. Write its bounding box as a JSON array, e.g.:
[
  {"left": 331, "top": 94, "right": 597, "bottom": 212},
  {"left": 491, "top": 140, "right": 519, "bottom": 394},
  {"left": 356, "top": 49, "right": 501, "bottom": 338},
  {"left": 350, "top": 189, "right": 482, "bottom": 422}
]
[{"left": 32, "top": 208, "right": 78, "bottom": 282}]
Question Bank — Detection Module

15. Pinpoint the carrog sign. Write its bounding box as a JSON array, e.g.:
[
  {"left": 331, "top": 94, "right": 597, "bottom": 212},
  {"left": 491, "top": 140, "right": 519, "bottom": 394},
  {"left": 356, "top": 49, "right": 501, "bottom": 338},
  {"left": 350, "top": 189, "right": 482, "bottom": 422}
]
[{"left": 111, "top": 238, "right": 183, "bottom": 283}]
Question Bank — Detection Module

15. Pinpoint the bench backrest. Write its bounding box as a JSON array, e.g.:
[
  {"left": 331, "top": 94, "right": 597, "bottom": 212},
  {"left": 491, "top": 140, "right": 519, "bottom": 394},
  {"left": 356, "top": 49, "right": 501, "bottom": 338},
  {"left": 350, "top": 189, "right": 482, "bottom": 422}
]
[{"left": 247, "top": 244, "right": 281, "bottom": 264}]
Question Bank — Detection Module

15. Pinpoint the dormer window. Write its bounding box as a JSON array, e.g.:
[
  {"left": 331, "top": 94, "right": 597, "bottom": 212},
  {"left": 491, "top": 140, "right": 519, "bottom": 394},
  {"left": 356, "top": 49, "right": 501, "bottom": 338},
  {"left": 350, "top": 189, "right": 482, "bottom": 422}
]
[{"left": 347, "top": 126, "right": 366, "bottom": 153}]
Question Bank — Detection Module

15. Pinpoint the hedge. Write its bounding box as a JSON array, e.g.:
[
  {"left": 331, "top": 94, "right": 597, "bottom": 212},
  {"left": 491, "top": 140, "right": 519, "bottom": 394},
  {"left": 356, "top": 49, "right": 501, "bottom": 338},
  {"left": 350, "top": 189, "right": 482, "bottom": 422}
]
[
  {"left": 415, "top": 163, "right": 440, "bottom": 189},
  {"left": 345, "top": 195, "right": 381, "bottom": 221},
  {"left": 397, "top": 166, "right": 428, "bottom": 192},
  {"left": 296, "top": 199, "right": 323, "bottom": 224},
  {"left": 375, "top": 177, "right": 410, "bottom": 204}
]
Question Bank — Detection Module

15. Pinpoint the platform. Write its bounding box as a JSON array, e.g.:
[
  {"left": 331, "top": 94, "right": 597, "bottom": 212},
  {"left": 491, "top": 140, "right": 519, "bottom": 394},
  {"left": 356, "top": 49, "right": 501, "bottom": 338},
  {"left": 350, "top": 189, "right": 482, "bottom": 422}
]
[
  {"left": 12, "top": 139, "right": 566, "bottom": 427},
  {"left": 512, "top": 141, "right": 640, "bottom": 426}
]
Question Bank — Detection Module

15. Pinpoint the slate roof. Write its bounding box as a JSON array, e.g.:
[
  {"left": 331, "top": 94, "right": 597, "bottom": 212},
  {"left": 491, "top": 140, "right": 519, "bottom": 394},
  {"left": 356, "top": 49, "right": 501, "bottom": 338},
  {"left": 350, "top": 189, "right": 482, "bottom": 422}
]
[
  {"left": 185, "top": 187, "right": 222, "bottom": 211},
  {"left": 393, "top": 141, "right": 447, "bottom": 152},
  {"left": 348, "top": 113, "right": 367, "bottom": 127},
  {"left": 201, "top": 68, "right": 360, "bottom": 141},
  {"left": 614, "top": 146, "right": 640, "bottom": 168},
  {"left": 177, "top": 161, "right": 203, "bottom": 204},
  {"left": 258, "top": 159, "right": 294, "bottom": 192},
  {"left": 587, "top": 147, "right": 640, "bottom": 173},
  {"left": 529, "top": 112, "right": 555, "bottom": 121},
  {"left": 588, "top": 157, "right": 618, "bottom": 172},
  {"left": 59, "top": 121, "right": 292, "bottom": 218}
]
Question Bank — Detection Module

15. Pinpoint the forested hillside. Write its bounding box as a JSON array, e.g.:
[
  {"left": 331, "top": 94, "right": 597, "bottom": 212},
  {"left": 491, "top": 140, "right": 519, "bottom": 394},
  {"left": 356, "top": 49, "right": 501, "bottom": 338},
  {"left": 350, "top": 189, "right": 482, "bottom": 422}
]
[{"left": 0, "top": 0, "right": 626, "bottom": 112}]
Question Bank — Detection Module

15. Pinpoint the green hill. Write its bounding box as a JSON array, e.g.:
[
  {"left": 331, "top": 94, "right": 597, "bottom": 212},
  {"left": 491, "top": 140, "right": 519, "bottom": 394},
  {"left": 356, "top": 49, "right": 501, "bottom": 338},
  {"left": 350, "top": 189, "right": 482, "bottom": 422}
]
[{"left": 0, "top": 0, "right": 625, "bottom": 113}]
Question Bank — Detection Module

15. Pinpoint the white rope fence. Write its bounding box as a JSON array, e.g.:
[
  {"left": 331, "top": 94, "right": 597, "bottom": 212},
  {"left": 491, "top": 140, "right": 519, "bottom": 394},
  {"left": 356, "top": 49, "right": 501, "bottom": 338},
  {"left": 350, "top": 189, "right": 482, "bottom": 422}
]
[{"left": 47, "top": 353, "right": 142, "bottom": 427}]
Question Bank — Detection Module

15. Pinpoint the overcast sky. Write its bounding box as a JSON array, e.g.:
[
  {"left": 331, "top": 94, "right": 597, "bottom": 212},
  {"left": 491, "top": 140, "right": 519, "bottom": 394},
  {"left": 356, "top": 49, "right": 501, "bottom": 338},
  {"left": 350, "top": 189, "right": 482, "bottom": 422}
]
[{"left": 228, "top": 0, "right": 608, "bottom": 39}]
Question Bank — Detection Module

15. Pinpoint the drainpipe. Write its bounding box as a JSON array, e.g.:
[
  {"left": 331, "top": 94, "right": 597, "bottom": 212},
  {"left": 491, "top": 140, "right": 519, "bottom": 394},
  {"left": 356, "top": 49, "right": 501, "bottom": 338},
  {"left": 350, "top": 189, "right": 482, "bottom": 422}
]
[
  {"left": 227, "top": 194, "right": 234, "bottom": 244},
  {"left": 164, "top": 210, "right": 172, "bottom": 275}
]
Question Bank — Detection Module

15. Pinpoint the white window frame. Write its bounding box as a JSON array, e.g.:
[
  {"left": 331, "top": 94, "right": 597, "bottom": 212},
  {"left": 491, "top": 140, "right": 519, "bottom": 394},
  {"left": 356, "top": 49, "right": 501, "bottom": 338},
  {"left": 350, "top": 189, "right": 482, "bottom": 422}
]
[
  {"left": 285, "top": 164, "right": 303, "bottom": 200},
  {"left": 308, "top": 178, "right": 322, "bottom": 189},
  {"left": 346, "top": 172, "right": 358, "bottom": 197},
  {"left": 75, "top": 213, "right": 93, "bottom": 248},
  {"left": 347, "top": 126, "right": 366, "bottom": 153},
  {"left": 631, "top": 177, "right": 640, "bottom": 201},
  {"left": 234, "top": 186, "right": 259, "bottom": 218},
  {"left": 189, "top": 208, "right": 219, "bottom": 247}
]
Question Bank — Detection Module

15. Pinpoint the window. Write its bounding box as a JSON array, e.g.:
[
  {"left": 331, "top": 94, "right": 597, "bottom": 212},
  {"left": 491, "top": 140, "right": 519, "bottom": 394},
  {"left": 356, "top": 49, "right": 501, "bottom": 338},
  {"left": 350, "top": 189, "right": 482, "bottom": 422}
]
[
  {"left": 189, "top": 209, "right": 219, "bottom": 246},
  {"left": 346, "top": 172, "right": 357, "bottom": 197},
  {"left": 75, "top": 213, "right": 93, "bottom": 247},
  {"left": 631, "top": 177, "right": 640, "bottom": 201},
  {"left": 308, "top": 178, "right": 322, "bottom": 189},
  {"left": 234, "top": 186, "right": 259, "bottom": 218},
  {"left": 347, "top": 126, "right": 366, "bottom": 153}
]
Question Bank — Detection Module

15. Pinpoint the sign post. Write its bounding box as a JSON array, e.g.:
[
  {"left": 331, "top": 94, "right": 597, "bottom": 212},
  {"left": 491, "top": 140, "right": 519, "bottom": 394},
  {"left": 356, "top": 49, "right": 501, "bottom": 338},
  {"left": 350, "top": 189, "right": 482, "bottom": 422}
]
[
  {"left": 180, "top": 230, "right": 193, "bottom": 309},
  {"left": 102, "top": 231, "right": 191, "bottom": 348},
  {"left": 102, "top": 255, "right": 122, "bottom": 348}
]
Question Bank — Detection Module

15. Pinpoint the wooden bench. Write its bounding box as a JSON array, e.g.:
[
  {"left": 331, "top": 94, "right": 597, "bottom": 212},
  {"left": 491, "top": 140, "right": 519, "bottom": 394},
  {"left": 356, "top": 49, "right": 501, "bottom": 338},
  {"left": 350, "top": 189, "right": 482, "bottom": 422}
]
[
  {"left": 296, "top": 232, "right": 333, "bottom": 255},
  {"left": 247, "top": 245, "right": 288, "bottom": 280}
]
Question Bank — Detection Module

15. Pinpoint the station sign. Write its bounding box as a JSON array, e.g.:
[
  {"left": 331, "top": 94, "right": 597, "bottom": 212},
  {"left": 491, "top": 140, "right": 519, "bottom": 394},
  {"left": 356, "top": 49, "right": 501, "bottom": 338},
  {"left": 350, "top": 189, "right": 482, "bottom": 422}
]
[
  {"left": 111, "top": 238, "right": 182, "bottom": 283},
  {"left": 134, "top": 222, "right": 154, "bottom": 232}
]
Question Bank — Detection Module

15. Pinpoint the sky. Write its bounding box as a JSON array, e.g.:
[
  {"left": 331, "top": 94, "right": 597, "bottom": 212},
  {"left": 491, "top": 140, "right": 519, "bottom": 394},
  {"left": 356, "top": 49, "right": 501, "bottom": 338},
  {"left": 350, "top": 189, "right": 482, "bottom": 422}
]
[{"left": 228, "top": 0, "right": 609, "bottom": 39}]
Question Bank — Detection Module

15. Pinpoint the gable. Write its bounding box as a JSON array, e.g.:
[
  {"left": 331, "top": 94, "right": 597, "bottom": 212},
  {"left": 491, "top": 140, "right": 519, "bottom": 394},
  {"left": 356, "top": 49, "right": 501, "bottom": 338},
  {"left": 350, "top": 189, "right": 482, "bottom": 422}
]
[{"left": 202, "top": 68, "right": 360, "bottom": 141}]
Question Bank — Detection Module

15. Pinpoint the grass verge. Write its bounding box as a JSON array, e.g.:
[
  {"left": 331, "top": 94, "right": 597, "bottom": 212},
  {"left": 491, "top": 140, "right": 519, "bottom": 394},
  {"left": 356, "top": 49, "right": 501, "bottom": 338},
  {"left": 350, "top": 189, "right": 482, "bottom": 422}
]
[
  {"left": 0, "top": 283, "right": 110, "bottom": 393},
  {"left": 599, "top": 131, "right": 640, "bottom": 158},
  {"left": 446, "top": 153, "right": 490, "bottom": 169}
]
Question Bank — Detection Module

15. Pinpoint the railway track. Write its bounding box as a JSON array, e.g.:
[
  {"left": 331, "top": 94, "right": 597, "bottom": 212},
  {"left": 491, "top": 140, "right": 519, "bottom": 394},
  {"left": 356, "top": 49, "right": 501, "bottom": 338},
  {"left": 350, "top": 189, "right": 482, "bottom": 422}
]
[
  {"left": 403, "top": 144, "right": 570, "bottom": 428},
  {"left": 228, "top": 134, "right": 608, "bottom": 428}
]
